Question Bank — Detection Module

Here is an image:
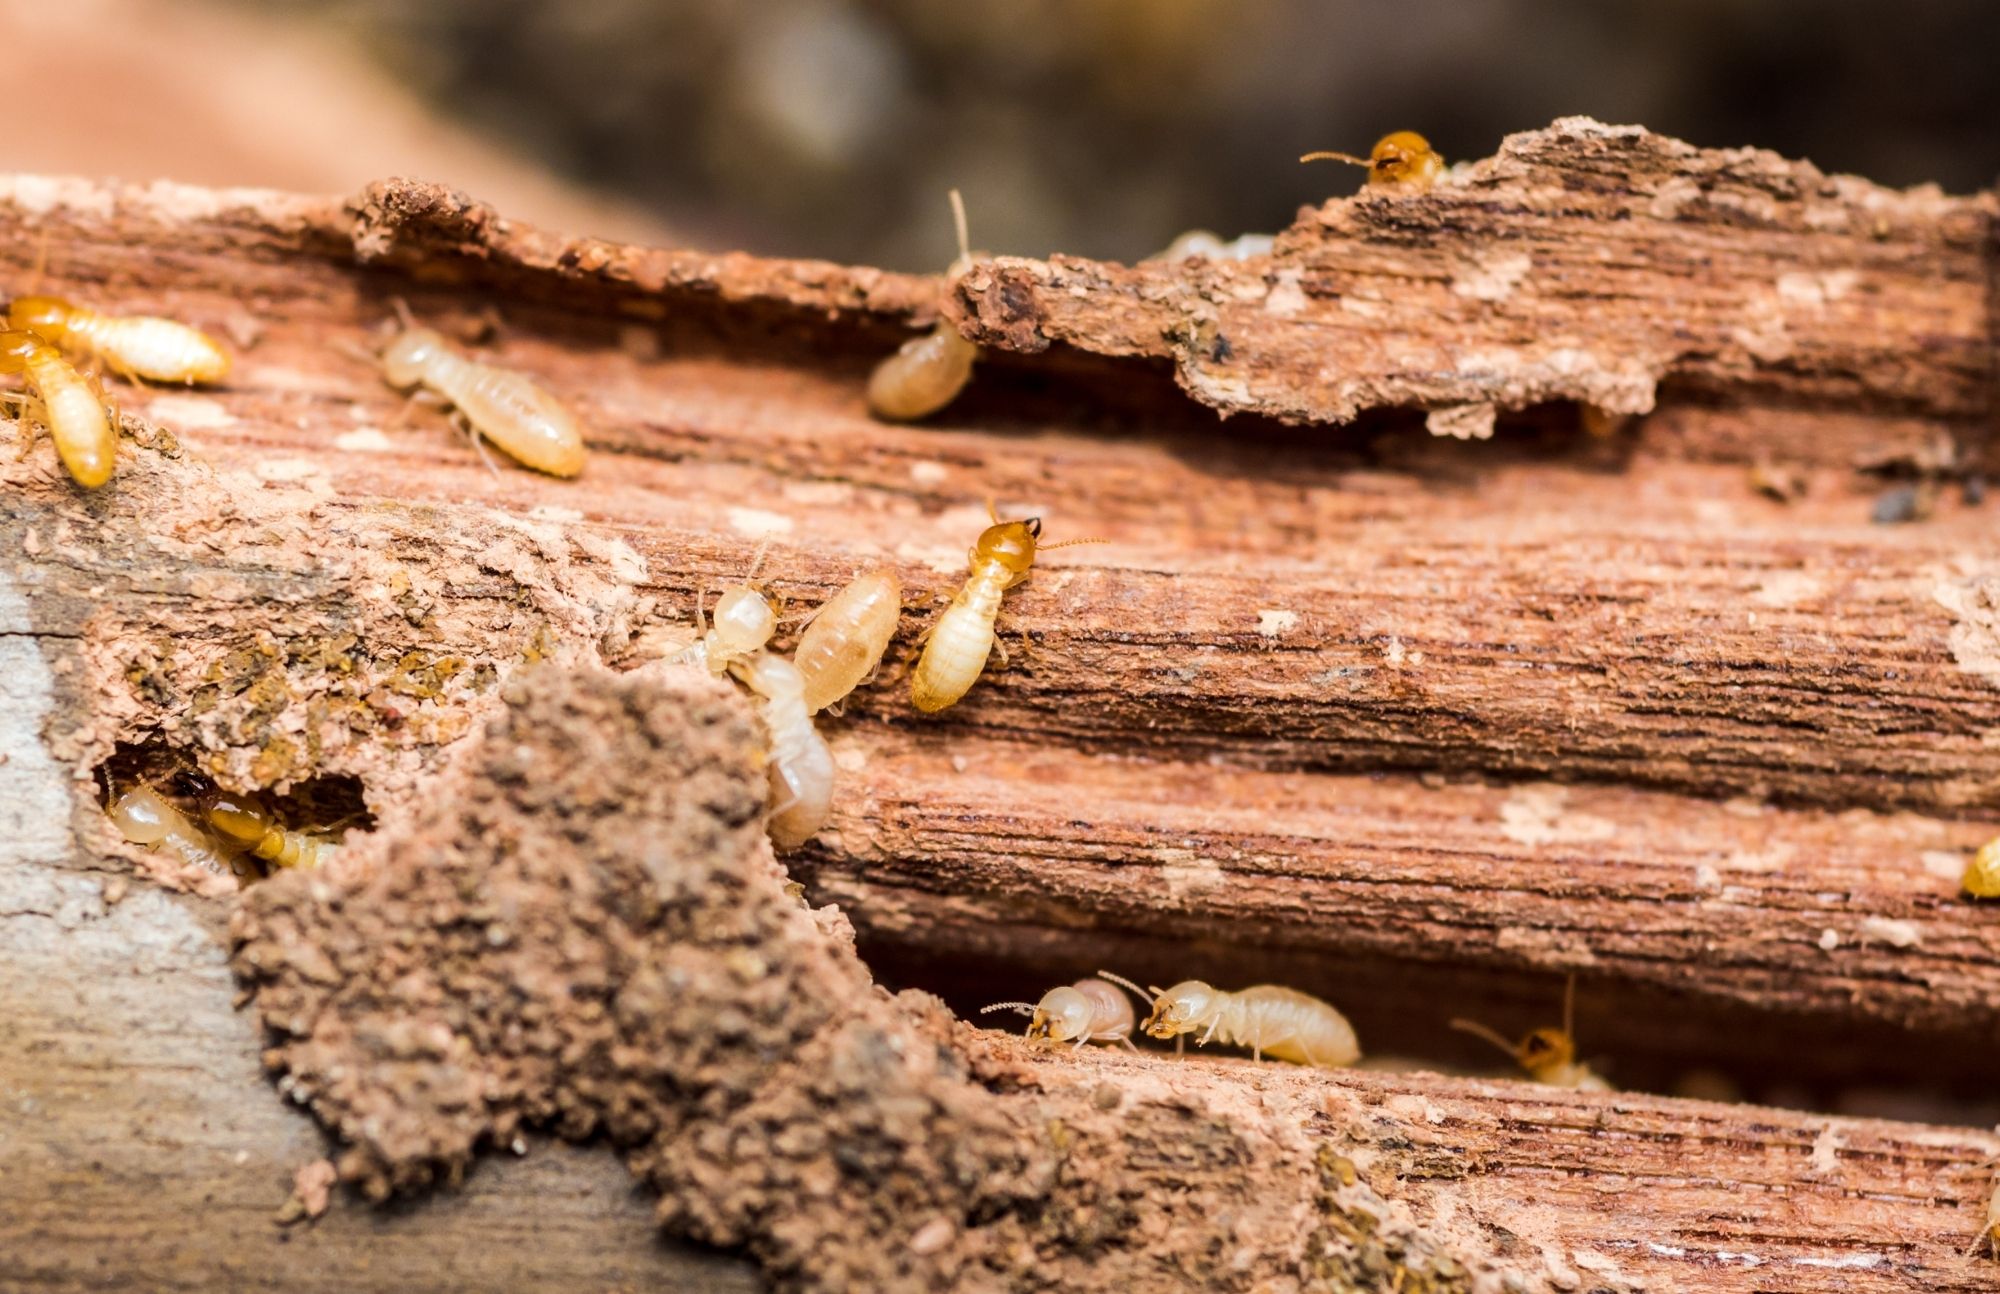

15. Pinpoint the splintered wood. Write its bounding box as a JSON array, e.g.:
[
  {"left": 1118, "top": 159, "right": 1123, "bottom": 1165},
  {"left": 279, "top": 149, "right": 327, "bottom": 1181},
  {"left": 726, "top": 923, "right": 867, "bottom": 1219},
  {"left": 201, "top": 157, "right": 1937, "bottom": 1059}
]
[{"left": 4, "top": 117, "right": 2000, "bottom": 1292}]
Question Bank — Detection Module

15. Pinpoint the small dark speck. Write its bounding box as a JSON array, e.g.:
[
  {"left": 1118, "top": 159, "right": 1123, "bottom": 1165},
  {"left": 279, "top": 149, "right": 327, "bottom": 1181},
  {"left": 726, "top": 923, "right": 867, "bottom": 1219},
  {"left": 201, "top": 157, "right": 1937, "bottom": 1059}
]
[
  {"left": 1963, "top": 475, "right": 1986, "bottom": 506},
  {"left": 1210, "top": 334, "right": 1233, "bottom": 362},
  {"left": 1871, "top": 483, "right": 1930, "bottom": 525}
]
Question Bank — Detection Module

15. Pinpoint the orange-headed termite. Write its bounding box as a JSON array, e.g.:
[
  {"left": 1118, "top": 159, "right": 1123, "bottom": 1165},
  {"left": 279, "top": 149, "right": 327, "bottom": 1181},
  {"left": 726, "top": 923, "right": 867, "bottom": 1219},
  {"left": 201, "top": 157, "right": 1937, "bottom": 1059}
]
[
  {"left": 1449, "top": 976, "right": 1610, "bottom": 1091},
  {"left": 909, "top": 505, "right": 1101, "bottom": 714},
  {"left": 867, "top": 190, "right": 980, "bottom": 422},
  {"left": 371, "top": 305, "right": 586, "bottom": 478},
  {"left": 1301, "top": 130, "right": 1445, "bottom": 193},
  {"left": 107, "top": 785, "right": 240, "bottom": 875},
  {"left": 795, "top": 568, "right": 902, "bottom": 714},
  {"left": 730, "top": 651, "right": 835, "bottom": 850},
  {"left": 204, "top": 791, "right": 340, "bottom": 870},
  {"left": 1100, "top": 970, "right": 1360, "bottom": 1068},
  {"left": 981, "top": 978, "right": 1139, "bottom": 1051},
  {"left": 0, "top": 329, "right": 115, "bottom": 488},
  {"left": 9, "top": 295, "right": 230, "bottom": 385}
]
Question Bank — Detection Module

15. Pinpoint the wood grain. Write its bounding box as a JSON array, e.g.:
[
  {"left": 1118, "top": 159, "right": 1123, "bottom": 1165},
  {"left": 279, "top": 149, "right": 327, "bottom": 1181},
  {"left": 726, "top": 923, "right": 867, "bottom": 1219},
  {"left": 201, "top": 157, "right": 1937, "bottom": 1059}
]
[{"left": 2, "top": 118, "right": 1999, "bottom": 1291}]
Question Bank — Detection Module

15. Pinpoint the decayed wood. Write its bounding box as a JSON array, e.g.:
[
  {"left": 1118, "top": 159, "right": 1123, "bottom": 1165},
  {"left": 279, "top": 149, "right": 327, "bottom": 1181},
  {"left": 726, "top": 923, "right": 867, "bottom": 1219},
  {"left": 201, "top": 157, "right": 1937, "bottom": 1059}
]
[
  {"left": 950, "top": 116, "right": 2000, "bottom": 454},
  {"left": 0, "top": 594, "right": 758, "bottom": 1291},
  {"left": 223, "top": 660, "right": 2000, "bottom": 1294},
  {"left": 1, "top": 117, "right": 1998, "bottom": 1292},
  {"left": 802, "top": 729, "right": 2000, "bottom": 1040},
  {"left": 11, "top": 176, "right": 2000, "bottom": 813}
]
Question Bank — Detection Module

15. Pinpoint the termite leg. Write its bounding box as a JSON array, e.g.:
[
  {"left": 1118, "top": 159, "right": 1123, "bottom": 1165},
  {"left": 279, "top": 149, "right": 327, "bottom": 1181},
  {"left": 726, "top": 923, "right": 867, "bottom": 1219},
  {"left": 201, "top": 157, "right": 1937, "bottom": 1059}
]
[
  {"left": 0, "top": 391, "right": 43, "bottom": 459},
  {"left": 1117, "top": 1036, "right": 1139, "bottom": 1054},
  {"left": 450, "top": 409, "right": 503, "bottom": 479},
  {"left": 991, "top": 636, "right": 1010, "bottom": 668},
  {"left": 386, "top": 389, "right": 438, "bottom": 431}
]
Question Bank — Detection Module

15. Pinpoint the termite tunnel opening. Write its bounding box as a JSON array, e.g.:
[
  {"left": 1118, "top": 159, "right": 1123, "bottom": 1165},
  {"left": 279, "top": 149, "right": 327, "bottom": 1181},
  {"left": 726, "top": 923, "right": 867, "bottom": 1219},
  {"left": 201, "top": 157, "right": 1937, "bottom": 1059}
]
[
  {"left": 831, "top": 896, "right": 2000, "bottom": 1128},
  {"left": 94, "top": 739, "right": 374, "bottom": 884}
]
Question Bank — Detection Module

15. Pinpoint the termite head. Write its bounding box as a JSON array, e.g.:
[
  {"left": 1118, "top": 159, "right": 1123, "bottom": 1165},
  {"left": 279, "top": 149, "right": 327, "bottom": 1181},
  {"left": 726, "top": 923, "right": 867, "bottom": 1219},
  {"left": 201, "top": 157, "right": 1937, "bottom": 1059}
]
[
  {"left": 973, "top": 518, "right": 1042, "bottom": 576},
  {"left": 380, "top": 327, "right": 449, "bottom": 388},
  {"left": 1451, "top": 977, "right": 1582, "bottom": 1081},
  {"left": 711, "top": 585, "right": 780, "bottom": 656},
  {"left": 1364, "top": 131, "right": 1443, "bottom": 188},
  {"left": 203, "top": 790, "right": 275, "bottom": 847},
  {"left": 1514, "top": 1027, "right": 1577, "bottom": 1079},
  {"left": 0, "top": 328, "right": 43, "bottom": 373},
  {"left": 7, "top": 295, "right": 74, "bottom": 343},
  {"left": 1138, "top": 980, "right": 1219, "bottom": 1039},
  {"left": 1028, "top": 987, "right": 1097, "bottom": 1043},
  {"left": 1301, "top": 130, "right": 1444, "bottom": 192}
]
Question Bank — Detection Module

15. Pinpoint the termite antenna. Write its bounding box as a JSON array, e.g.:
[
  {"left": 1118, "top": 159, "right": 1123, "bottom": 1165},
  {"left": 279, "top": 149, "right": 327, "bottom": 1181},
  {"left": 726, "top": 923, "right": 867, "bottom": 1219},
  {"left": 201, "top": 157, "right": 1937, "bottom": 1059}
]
[
  {"left": 948, "top": 188, "right": 971, "bottom": 270},
  {"left": 979, "top": 1001, "right": 1036, "bottom": 1016},
  {"left": 391, "top": 297, "right": 418, "bottom": 331},
  {"left": 1040, "top": 536, "right": 1109, "bottom": 551},
  {"left": 1299, "top": 150, "right": 1369, "bottom": 167},
  {"left": 984, "top": 493, "right": 1002, "bottom": 524},
  {"left": 1449, "top": 1017, "right": 1519, "bottom": 1059},
  {"left": 744, "top": 538, "right": 773, "bottom": 582},
  {"left": 1094, "top": 970, "right": 1151, "bottom": 1001},
  {"left": 332, "top": 337, "right": 382, "bottom": 369}
]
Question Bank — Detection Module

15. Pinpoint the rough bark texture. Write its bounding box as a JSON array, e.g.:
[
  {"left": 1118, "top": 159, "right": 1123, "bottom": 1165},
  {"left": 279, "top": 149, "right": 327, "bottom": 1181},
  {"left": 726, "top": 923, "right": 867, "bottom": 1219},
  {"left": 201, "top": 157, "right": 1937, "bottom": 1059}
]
[
  {"left": 4, "top": 117, "right": 2000, "bottom": 1293},
  {"left": 227, "top": 663, "right": 2000, "bottom": 1294},
  {"left": 951, "top": 116, "right": 1999, "bottom": 454}
]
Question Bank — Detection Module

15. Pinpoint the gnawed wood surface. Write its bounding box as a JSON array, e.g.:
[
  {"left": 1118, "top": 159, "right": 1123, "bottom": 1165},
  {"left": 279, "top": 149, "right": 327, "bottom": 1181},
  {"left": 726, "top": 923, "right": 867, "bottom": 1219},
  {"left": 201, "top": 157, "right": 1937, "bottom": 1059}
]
[
  {"left": 2, "top": 117, "right": 1999, "bottom": 1291},
  {"left": 225, "top": 660, "right": 2000, "bottom": 1294},
  {"left": 951, "top": 116, "right": 2000, "bottom": 446}
]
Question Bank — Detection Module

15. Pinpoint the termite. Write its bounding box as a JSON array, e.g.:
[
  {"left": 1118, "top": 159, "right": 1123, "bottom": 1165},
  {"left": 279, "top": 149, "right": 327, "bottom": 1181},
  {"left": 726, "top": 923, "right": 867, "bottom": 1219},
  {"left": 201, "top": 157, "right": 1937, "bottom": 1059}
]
[
  {"left": 0, "top": 328, "right": 116, "bottom": 488},
  {"left": 671, "top": 547, "right": 781, "bottom": 676},
  {"left": 729, "top": 651, "right": 835, "bottom": 850},
  {"left": 369, "top": 304, "right": 586, "bottom": 478},
  {"left": 1961, "top": 836, "right": 2000, "bottom": 898},
  {"left": 1099, "top": 971, "right": 1361, "bottom": 1069},
  {"left": 1449, "top": 976, "right": 1611, "bottom": 1091},
  {"left": 9, "top": 295, "right": 230, "bottom": 385},
  {"left": 909, "top": 505, "right": 1101, "bottom": 714},
  {"left": 1301, "top": 130, "right": 1445, "bottom": 193},
  {"left": 1149, "top": 230, "right": 1275, "bottom": 262},
  {"left": 867, "top": 189, "right": 980, "bottom": 422},
  {"left": 107, "top": 785, "right": 241, "bottom": 876},
  {"left": 794, "top": 568, "right": 903, "bottom": 714},
  {"left": 981, "top": 977, "right": 1139, "bottom": 1051},
  {"left": 203, "top": 790, "right": 340, "bottom": 870}
]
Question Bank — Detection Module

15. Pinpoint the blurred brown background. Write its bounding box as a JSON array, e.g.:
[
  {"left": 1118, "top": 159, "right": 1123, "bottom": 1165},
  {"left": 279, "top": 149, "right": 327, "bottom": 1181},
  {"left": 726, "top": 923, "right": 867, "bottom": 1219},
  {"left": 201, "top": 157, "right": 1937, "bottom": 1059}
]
[{"left": 5, "top": 0, "right": 1996, "bottom": 268}]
